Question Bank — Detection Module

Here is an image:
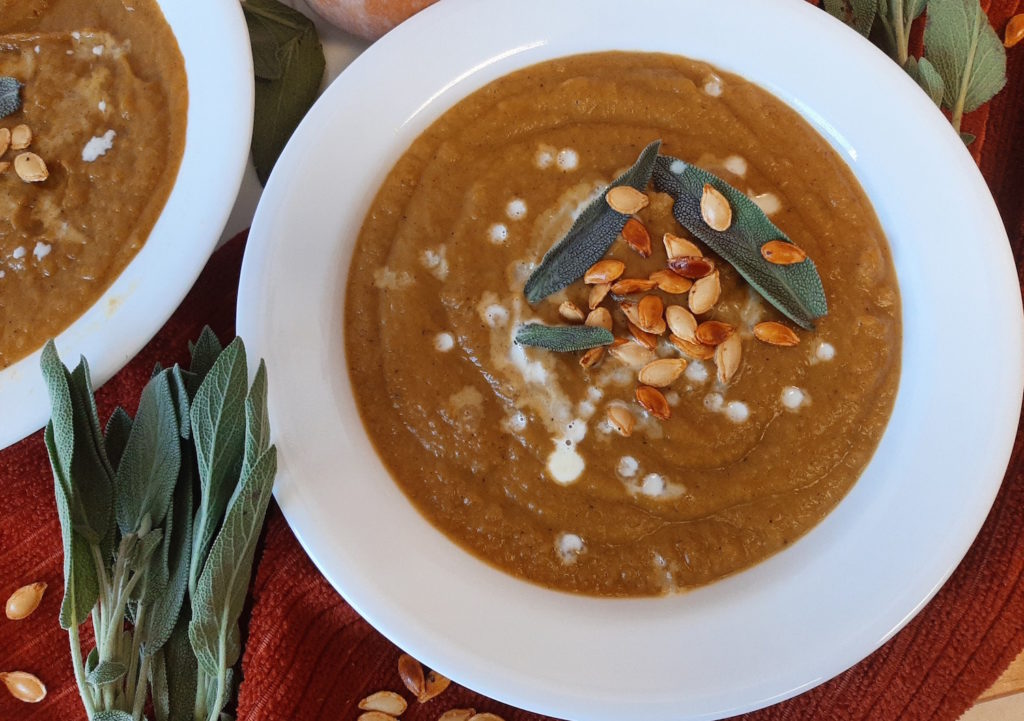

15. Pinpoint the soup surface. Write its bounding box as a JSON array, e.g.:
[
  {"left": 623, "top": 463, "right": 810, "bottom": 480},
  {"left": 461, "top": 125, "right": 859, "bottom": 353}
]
[
  {"left": 345, "top": 52, "right": 901, "bottom": 596},
  {"left": 0, "top": 0, "right": 187, "bottom": 368}
]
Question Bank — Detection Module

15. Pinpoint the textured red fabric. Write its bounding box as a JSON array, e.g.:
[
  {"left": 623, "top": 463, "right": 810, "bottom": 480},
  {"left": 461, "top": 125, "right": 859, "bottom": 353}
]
[{"left": 1, "top": 4, "right": 1023, "bottom": 720}]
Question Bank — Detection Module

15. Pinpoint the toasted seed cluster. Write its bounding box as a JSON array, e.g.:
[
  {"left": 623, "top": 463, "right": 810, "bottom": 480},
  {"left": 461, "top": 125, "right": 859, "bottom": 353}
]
[
  {"left": 0, "top": 123, "right": 49, "bottom": 183},
  {"left": 533, "top": 181, "right": 805, "bottom": 431}
]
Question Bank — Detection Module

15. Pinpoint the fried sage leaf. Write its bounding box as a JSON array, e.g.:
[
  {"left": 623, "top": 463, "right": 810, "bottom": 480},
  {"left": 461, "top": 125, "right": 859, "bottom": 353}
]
[
  {"left": 523, "top": 140, "right": 661, "bottom": 303},
  {"left": 0, "top": 76, "right": 21, "bottom": 119},
  {"left": 514, "top": 324, "right": 614, "bottom": 352},
  {"left": 652, "top": 155, "right": 827, "bottom": 330},
  {"left": 924, "top": 0, "right": 1007, "bottom": 128}
]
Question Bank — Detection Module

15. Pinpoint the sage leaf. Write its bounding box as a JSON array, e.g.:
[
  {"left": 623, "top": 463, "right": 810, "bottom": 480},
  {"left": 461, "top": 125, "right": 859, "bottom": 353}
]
[
  {"left": 244, "top": 0, "right": 325, "bottom": 185},
  {"left": 139, "top": 470, "right": 193, "bottom": 656},
  {"left": 189, "top": 445, "right": 277, "bottom": 678},
  {"left": 0, "top": 76, "right": 21, "bottom": 119},
  {"left": 925, "top": 0, "right": 1007, "bottom": 118},
  {"left": 189, "top": 338, "right": 248, "bottom": 596},
  {"left": 243, "top": 361, "right": 271, "bottom": 476},
  {"left": 960, "top": 131, "right": 977, "bottom": 145},
  {"left": 115, "top": 370, "right": 182, "bottom": 534},
  {"left": 523, "top": 140, "right": 661, "bottom": 303},
  {"left": 514, "top": 324, "right": 614, "bottom": 352},
  {"left": 189, "top": 326, "right": 223, "bottom": 382},
  {"left": 92, "top": 711, "right": 134, "bottom": 721},
  {"left": 85, "top": 647, "right": 99, "bottom": 676},
  {"left": 652, "top": 155, "right": 827, "bottom": 330},
  {"left": 151, "top": 614, "right": 197, "bottom": 721},
  {"left": 86, "top": 660, "right": 127, "bottom": 687},
  {"left": 104, "top": 407, "right": 133, "bottom": 472},
  {"left": 823, "top": 0, "right": 879, "bottom": 36},
  {"left": 45, "top": 423, "right": 99, "bottom": 628},
  {"left": 906, "top": 56, "right": 946, "bottom": 106}
]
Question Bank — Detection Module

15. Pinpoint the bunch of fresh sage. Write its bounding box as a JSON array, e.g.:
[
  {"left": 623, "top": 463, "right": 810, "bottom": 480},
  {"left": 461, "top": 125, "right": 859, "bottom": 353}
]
[
  {"left": 41, "top": 329, "right": 277, "bottom": 721},
  {"left": 822, "top": 0, "right": 1007, "bottom": 143}
]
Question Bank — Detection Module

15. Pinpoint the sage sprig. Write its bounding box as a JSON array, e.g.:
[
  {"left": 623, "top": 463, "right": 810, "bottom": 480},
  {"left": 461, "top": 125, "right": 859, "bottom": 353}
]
[
  {"left": 523, "top": 140, "right": 661, "bottom": 303},
  {"left": 244, "top": 0, "right": 326, "bottom": 185},
  {"left": 41, "top": 328, "right": 277, "bottom": 721},
  {"left": 821, "top": 0, "right": 1008, "bottom": 141},
  {"left": 515, "top": 324, "right": 614, "bottom": 352},
  {"left": 652, "top": 155, "right": 828, "bottom": 330},
  {"left": 0, "top": 76, "right": 21, "bottom": 119}
]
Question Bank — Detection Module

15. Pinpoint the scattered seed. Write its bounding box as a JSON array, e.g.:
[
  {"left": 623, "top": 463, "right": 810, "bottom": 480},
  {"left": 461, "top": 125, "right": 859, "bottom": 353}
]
[
  {"left": 359, "top": 691, "right": 408, "bottom": 716},
  {"left": 584, "top": 259, "right": 626, "bottom": 284},
  {"left": 760, "top": 240, "right": 807, "bottom": 265},
  {"left": 14, "top": 152, "right": 48, "bottom": 182},
  {"left": 0, "top": 671, "right": 46, "bottom": 703},
  {"left": 605, "top": 186, "right": 649, "bottom": 215},
  {"left": 636, "top": 385, "right": 671, "bottom": 420},
  {"left": 753, "top": 321, "right": 801, "bottom": 346},
  {"left": 668, "top": 255, "right": 716, "bottom": 279},
  {"left": 637, "top": 295, "right": 666, "bottom": 334},
  {"left": 669, "top": 335, "right": 716, "bottom": 360},
  {"left": 558, "top": 300, "right": 585, "bottom": 323},
  {"left": 700, "top": 183, "right": 732, "bottom": 231},
  {"left": 619, "top": 300, "right": 642, "bottom": 327},
  {"left": 5, "top": 582, "right": 46, "bottom": 620},
  {"left": 588, "top": 282, "right": 611, "bottom": 309},
  {"left": 468, "top": 713, "right": 507, "bottom": 721},
  {"left": 398, "top": 654, "right": 425, "bottom": 698},
  {"left": 606, "top": 405, "right": 635, "bottom": 436},
  {"left": 665, "top": 305, "right": 698, "bottom": 342},
  {"left": 579, "top": 346, "right": 606, "bottom": 369},
  {"left": 621, "top": 217, "right": 652, "bottom": 257},
  {"left": 715, "top": 333, "right": 742, "bottom": 383},
  {"left": 663, "top": 232, "right": 702, "bottom": 259},
  {"left": 0, "top": 127, "right": 9, "bottom": 155},
  {"left": 420, "top": 670, "right": 451, "bottom": 703},
  {"left": 585, "top": 307, "right": 613, "bottom": 331},
  {"left": 689, "top": 271, "right": 721, "bottom": 315},
  {"left": 358, "top": 713, "right": 398, "bottom": 721},
  {"left": 649, "top": 269, "right": 692, "bottom": 294},
  {"left": 638, "top": 358, "right": 688, "bottom": 387},
  {"left": 1005, "top": 13, "right": 1024, "bottom": 48},
  {"left": 609, "top": 340, "right": 656, "bottom": 369},
  {"left": 439, "top": 710, "right": 476, "bottom": 721},
  {"left": 10, "top": 124, "right": 31, "bottom": 151},
  {"left": 611, "top": 278, "right": 658, "bottom": 295},
  {"left": 694, "top": 320, "right": 736, "bottom": 346},
  {"left": 627, "top": 321, "right": 658, "bottom": 350}
]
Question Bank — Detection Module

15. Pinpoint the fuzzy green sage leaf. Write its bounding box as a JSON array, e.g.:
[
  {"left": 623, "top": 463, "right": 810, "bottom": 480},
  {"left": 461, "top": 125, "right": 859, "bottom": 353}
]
[
  {"left": 652, "top": 155, "right": 828, "bottom": 330},
  {"left": 906, "top": 56, "right": 946, "bottom": 107},
  {"left": 87, "top": 660, "right": 127, "bottom": 688},
  {"left": 515, "top": 324, "right": 614, "bottom": 352},
  {"left": 823, "top": 0, "right": 879, "bottom": 36},
  {"left": 0, "top": 76, "right": 22, "bottom": 119},
  {"left": 244, "top": 0, "right": 325, "bottom": 185},
  {"left": 924, "top": 0, "right": 1007, "bottom": 129},
  {"left": 523, "top": 140, "right": 661, "bottom": 303}
]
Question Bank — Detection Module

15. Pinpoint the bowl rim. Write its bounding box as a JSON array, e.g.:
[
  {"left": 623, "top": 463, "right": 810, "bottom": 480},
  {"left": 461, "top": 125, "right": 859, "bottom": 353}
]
[
  {"left": 0, "top": 0, "right": 255, "bottom": 449},
  {"left": 237, "top": 0, "right": 1024, "bottom": 718}
]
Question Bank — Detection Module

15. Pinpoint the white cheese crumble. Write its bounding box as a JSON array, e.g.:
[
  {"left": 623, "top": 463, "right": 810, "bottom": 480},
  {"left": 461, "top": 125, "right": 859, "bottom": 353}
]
[
  {"left": 535, "top": 147, "right": 554, "bottom": 169},
  {"left": 92, "top": 45, "right": 104, "bottom": 56},
  {"left": 617, "top": 456, "right": 639, "bottom": 478},
  {"left": 71, "top": 31, "right": 81, "bottom": 40},
  {"left": 504, "top": 411, "right": 527, "bottom": 432},
  {"left": 750, "top": 192, "right": 781, "bottom": 216},
  {"left": 98, "top": 100, "right": 107, "bottom": 112},
  {"left": 723, "top": 155, "right": 747, "bottom": 177},
  {"left": 506, "top": 198, "right": 527, "bottom": 220},
  {"left": 0, "top": 270, "right": 6, "bottom": 278},
  {"left": 82, "top": 129, "right": 116, "bottom": 162},
  {"left": 640, "top": 473, "right": 666, "bottom": 497},
  {"left": 556, "top": 533, "right": 584, "bottom": 564},
  {"left": 556, "top": 148, "right": 578, "bottom": 171},
  {"left": 420, "top": 246, "right": 449, "bottom": 280},
  {"left": 816, "top": 342, "right": 836, "bottom": 361},
  {"left": 781, "top": 386, "right": 807, "bottom": 410},
  {"left": 685, "top": 360, "right": 709, "bottom": 384},
  {"left": 547, "top": 444, "right": 584, "bottom": 484},
  {"left": 703, "top": 76, "right": 723, "bottom": 96},
  {"left": 725, "top": 401, "right": 750, "bottom": 423},
  {"left": 669, "top": 159, "right": 686, "bottom": 174},
  {"left": 481, "top": 304, "right": 509, "bottom": 327},
  {"left": 434, "top": 332, "right": 454, "bottom": 352},
  {"left": 488, "top": 223, "right": 508, "bottom": 244},
  {"left": 11, "top": 246, "right": 26, "bottom": 260},
  {"left": 664, "top": 390, "right": 680, "bottom": 406},
  {"left": 703, "top": 392, "right": 724, "bottom": 412},
  {"left": 33, "top": 242, "right": 51, "bottom": 260},
  {"left": 34, "top": 45, "right": 40, "bottom": 54}
]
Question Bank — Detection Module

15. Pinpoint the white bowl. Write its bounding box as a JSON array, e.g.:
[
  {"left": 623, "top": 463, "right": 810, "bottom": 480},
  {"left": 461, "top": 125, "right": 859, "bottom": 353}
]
[
  {"left": 0, "top": 0, "right": 254, "bottom": 448},
  {"left": 236, "top": 0, "right": 1024, "bottom": 718}
]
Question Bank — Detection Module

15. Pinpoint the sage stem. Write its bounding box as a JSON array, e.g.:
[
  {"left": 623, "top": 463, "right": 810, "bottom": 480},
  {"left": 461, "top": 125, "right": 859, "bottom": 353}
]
[{"left": 68, "top": 623, "right": 96, "bottom": 717}]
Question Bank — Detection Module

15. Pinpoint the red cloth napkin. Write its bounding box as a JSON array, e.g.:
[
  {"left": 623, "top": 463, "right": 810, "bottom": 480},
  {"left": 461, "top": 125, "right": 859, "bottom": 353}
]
[{"left": 2, "top": 3, "right": 1023, "bottom": 720}]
